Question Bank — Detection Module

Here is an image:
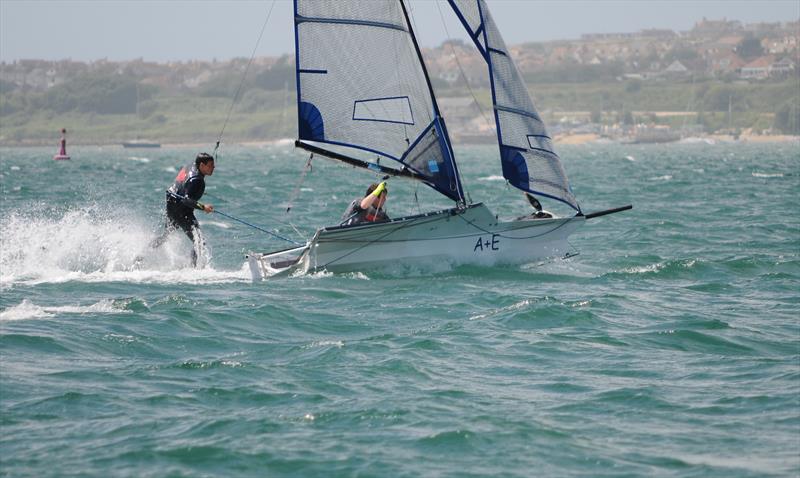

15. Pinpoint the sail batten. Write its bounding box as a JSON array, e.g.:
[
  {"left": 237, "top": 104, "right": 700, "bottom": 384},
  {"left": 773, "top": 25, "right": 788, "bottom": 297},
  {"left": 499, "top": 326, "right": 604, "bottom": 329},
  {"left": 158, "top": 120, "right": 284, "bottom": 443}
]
[
  {"left": 494, "top": 104, "right": 546, "bottom": 122},
  {"left": 296, "top": 15, "right": 408, "bottom": 33},
  {"left": 448, "top": 0, "right": 580, "bottom": 211},
  {"left": 294, "top": 0, "right": 464, "bottom": 202}
]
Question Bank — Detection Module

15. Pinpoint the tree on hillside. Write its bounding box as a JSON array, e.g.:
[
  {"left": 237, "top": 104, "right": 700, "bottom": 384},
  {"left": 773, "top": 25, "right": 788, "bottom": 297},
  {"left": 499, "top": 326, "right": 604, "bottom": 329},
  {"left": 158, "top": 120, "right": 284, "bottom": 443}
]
[
  {"left": 0, "top": 79, "right": 17, "bottom": 94},
  {"left": 253, "top": 56, "right": 294, "bottom": 91},
  {"left": 667, "top": 46, "right": 699, "bottom": 63},
  {"left": 702, "top": 85, "right": 736, "bottom": 111},
  {"left": 736, "top": 36, "right": 764, "bottom": 60},
  {"left": 625, "top": 79, "right": 642, "bottom": 93},
  {"left": 625, "top": 111, "right": 635, "bottom": 125},
  {"left": 42, "top": 74, "right": 137, "bottom": 114},
  {"left": 774, "top": 101, "right": 799, "bottom": 134},
  {"left": 196, "top": 73, "right": 250, "bottom": 98}
]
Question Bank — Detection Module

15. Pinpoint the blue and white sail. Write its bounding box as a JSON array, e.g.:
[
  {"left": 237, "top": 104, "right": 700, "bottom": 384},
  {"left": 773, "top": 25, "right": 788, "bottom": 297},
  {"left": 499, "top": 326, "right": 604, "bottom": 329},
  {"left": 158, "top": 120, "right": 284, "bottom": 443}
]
[
  {"left": 448, "top": 0, "right": 579, "bottom": 211},
  {"left": 294, "top": 0, "right": 464, "bottom": 202}
]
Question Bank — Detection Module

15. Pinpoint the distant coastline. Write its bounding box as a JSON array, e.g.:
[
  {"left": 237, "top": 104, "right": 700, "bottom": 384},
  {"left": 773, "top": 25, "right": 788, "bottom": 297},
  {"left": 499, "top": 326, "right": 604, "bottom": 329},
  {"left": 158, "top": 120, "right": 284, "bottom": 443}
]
[
  {"left": 2, "top": 17, "right": 797, "bottom": 147},
  {"left": 2, "top": 133, "right": 797, "bottom": 149}
]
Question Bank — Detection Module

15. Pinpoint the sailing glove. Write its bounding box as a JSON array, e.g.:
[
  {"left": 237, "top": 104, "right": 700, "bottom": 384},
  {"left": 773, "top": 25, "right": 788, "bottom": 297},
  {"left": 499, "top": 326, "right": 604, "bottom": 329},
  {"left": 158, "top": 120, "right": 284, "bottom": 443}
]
[{"left": 372, "top": 182, "right": 387, "bottom": 197}]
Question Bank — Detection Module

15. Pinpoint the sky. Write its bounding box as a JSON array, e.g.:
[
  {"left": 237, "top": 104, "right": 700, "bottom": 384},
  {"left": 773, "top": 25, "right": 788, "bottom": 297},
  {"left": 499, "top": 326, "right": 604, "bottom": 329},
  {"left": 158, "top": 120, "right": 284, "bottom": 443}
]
[{"left": 1, "top": 0, "right": 798, "bottom": 63}]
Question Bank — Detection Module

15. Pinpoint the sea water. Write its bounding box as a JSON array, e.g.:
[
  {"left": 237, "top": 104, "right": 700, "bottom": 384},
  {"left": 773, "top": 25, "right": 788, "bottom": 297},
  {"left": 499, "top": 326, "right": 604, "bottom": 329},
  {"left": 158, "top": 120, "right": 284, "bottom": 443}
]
[{"left": 1, "top": 142, "right": 798, "bottom": 477}]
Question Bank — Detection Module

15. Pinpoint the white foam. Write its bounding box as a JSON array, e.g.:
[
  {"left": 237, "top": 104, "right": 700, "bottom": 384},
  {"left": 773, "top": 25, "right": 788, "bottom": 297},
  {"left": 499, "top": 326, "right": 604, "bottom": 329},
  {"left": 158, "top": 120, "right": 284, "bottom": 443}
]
[
  {"left": 300, "top": 269, "right": 334, "bottom": 279},
  {"left": 619, "top": 262, "right": 664, "bottom": 274},
  {"left": 0, "top": 206, "right": 250, "bottom": 286},
  {"left": 752, "top": 172, "right": 784, "bottom": 178},
  {"left": 477, "top": 175, "right": 505, "bottom": 181},
  {"left": 0, "top": 299, "right": 128, "bottom": 322},
  {"left": 469, "top": 299, "right": 531, "bottom": 321},
  {"left": 343, "top": 272, "right": 370, "bottom": 280},
  {"left": 674, "top": 453, "right": 785, "bottom": 474},
  {"left": 201, "top": 220, "right": 232, "bottom": 229},
  {"left": 305, "top": 340, "right": 344, "bottom": 349}
]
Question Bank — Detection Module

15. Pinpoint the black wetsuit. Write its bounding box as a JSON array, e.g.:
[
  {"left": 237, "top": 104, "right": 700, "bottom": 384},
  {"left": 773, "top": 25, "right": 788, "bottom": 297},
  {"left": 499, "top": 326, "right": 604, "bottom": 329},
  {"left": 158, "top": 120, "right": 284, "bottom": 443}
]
[
  {"left": 340, "top": 198, "right": 389, "bottom": 226},
  {"left": 151, "top": 163, "right": 207, "bottom": 265}
]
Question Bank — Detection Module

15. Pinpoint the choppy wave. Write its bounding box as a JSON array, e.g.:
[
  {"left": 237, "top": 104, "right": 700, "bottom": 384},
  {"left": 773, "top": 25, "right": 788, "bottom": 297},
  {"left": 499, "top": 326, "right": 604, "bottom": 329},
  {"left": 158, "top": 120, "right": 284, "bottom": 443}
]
[
  {"left": 1, "top": 144, "right": 799, "bottom": 478},
  {"left": 0, "top": 299, "right": 130, "bottom": 321}
]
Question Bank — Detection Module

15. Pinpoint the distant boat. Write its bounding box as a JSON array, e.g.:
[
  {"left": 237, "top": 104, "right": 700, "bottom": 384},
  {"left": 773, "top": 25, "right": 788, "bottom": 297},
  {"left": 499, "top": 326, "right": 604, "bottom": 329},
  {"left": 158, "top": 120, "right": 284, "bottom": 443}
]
[
  {"left": 622, "top": 126, "right": 680, "bottom": 144},
  {"left": 53, "top": 128, "right": 70, "bottom": 160},
  {"left": 122, "top": 140, "right": 161, "bottom": 148}
]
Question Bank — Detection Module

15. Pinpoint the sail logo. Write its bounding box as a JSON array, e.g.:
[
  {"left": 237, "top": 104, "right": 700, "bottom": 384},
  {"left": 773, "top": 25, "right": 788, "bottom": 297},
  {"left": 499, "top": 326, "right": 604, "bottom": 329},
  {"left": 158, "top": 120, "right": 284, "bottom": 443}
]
[{"left": 474, "top": 234, "right": 500, "bottom": 252}]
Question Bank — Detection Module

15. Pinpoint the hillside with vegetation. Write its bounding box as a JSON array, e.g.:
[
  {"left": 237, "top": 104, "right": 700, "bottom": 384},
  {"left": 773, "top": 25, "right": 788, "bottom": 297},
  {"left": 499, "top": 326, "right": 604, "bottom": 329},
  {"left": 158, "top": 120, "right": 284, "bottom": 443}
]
[{"left": 1, "top": 17, "right": 797, "bottom": 146}]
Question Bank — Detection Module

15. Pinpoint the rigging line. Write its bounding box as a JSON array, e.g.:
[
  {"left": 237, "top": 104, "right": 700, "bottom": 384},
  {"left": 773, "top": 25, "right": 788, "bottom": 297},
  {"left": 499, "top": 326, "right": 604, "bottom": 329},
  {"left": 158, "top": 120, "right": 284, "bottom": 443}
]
[
  {"left": 566, "top": 237, "right": 580, "bottom": 258},
  {"left": 199, "top": 191, "right": 310, "bottom": 241},
  {"left": 215, "top": 0, "right": 277, "bottom": 151},
  {"left": 214, "top": 209, "right": 301, "bottom": 245},
  {"left": 198, "top": 191, "right": 300, "bottom": 228},
  {"left": 285, "top": 153, "right": 314, "bottom": 215},
  {"left": 287, "top": 222, "right": 305, "bottom": 239},
  {"left": 414, "top": 182, "right": 421, "bottom": 214},
  {"left": 405, "top": 1, "right": 434, "bottom": 125},
  {"left": 426, "top": 0, "right": 472, "bottom": 204},
  {"left": 392, "top": 5, "right": 406, "bottom": 130},
  {"left": 317, "top": 214, "right": 438, "bottom": 269},
  {"left": 434, "top": 0, "right": 492, "bottom": 128}
]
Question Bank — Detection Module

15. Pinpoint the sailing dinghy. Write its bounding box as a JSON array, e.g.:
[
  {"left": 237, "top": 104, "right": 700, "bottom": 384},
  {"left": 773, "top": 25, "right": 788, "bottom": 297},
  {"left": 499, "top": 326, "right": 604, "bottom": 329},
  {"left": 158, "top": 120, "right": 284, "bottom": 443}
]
[{"left": 247, "top": 0, "right": 630, "bottom": 279}]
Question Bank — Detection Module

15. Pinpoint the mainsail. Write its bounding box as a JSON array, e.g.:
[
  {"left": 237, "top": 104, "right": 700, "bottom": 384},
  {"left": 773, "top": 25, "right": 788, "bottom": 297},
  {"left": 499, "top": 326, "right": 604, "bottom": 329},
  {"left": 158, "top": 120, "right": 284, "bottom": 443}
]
[
  {"left": 294, "top": 0, "right": 464, "bottom": 202},
  {"left": 448, "top": 0, "right": 579, "bottom": 211}
]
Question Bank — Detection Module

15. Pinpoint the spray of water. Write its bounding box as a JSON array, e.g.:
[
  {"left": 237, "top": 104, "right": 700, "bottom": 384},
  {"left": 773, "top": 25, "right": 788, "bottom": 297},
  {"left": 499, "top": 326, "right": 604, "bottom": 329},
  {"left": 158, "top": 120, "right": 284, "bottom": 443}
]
[{"left": 0, "top": 204, "right": 248, "bottom": 286}]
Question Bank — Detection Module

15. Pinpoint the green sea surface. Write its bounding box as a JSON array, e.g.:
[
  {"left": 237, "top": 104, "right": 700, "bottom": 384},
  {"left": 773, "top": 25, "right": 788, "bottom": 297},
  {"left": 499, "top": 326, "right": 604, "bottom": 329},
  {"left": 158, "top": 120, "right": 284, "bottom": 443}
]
[{"left": 1, "top": 142, "right": 798, "bottom": 477}]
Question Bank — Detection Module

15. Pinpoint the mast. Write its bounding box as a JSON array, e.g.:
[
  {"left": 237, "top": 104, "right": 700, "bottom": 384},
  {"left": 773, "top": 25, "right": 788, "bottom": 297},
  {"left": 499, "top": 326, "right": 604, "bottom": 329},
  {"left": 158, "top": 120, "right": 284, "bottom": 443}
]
[
  {"left": 399, "top": 0, "right": 441, "bottom": 120},
  {"left": 292, "top": 0, "right": 465, "bottom": 203},
  {"left": 446, "top": 0, "right": 579, "bottom": 211},
  {"left": 398, "top": 0, "right": 464, "bottom": 204},
  {"left": 293, "top": 0, "right": 303, "bottom": 144}
]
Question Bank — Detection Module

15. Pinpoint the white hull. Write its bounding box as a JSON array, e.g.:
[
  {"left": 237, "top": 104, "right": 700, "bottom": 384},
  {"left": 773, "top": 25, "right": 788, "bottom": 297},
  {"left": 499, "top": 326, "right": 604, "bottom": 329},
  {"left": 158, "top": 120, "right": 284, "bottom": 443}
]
[{"left": 247, "top": 203, "right": 585, "bottom": 280}]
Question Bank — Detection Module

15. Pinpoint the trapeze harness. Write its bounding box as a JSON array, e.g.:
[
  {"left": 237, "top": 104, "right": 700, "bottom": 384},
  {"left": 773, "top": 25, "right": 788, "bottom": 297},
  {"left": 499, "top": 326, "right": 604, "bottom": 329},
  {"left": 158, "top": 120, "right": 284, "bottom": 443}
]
[
  {"left": 165, "top": 163, "right": 206, "bottom": 234},
  {"left": 341, "top": 198, "right": 389, "bottom": 226}
]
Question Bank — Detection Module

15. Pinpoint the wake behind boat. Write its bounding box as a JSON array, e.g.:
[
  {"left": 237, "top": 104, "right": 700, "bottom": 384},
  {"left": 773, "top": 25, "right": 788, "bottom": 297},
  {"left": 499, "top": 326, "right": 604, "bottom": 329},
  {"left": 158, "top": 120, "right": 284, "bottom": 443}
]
[{"left": 247, "top": 0, "right": 630, "bottom": 279}]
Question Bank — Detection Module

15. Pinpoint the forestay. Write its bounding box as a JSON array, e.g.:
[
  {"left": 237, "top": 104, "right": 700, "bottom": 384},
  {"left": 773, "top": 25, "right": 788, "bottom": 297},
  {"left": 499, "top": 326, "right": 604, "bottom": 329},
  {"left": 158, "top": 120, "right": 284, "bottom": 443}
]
[
  {"left": 448, "top": 0, "right": 579, "bottom": 211},
  {"left": 294, "top": 0, "right": 464, "bottom": 202}
]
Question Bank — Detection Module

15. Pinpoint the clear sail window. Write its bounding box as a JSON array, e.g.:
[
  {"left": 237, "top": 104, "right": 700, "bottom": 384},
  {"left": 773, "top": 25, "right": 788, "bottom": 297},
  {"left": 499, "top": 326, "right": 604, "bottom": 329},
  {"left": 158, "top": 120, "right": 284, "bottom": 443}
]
[{"left": 353, "top": 96, "right": 414, "bottom": 125}]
